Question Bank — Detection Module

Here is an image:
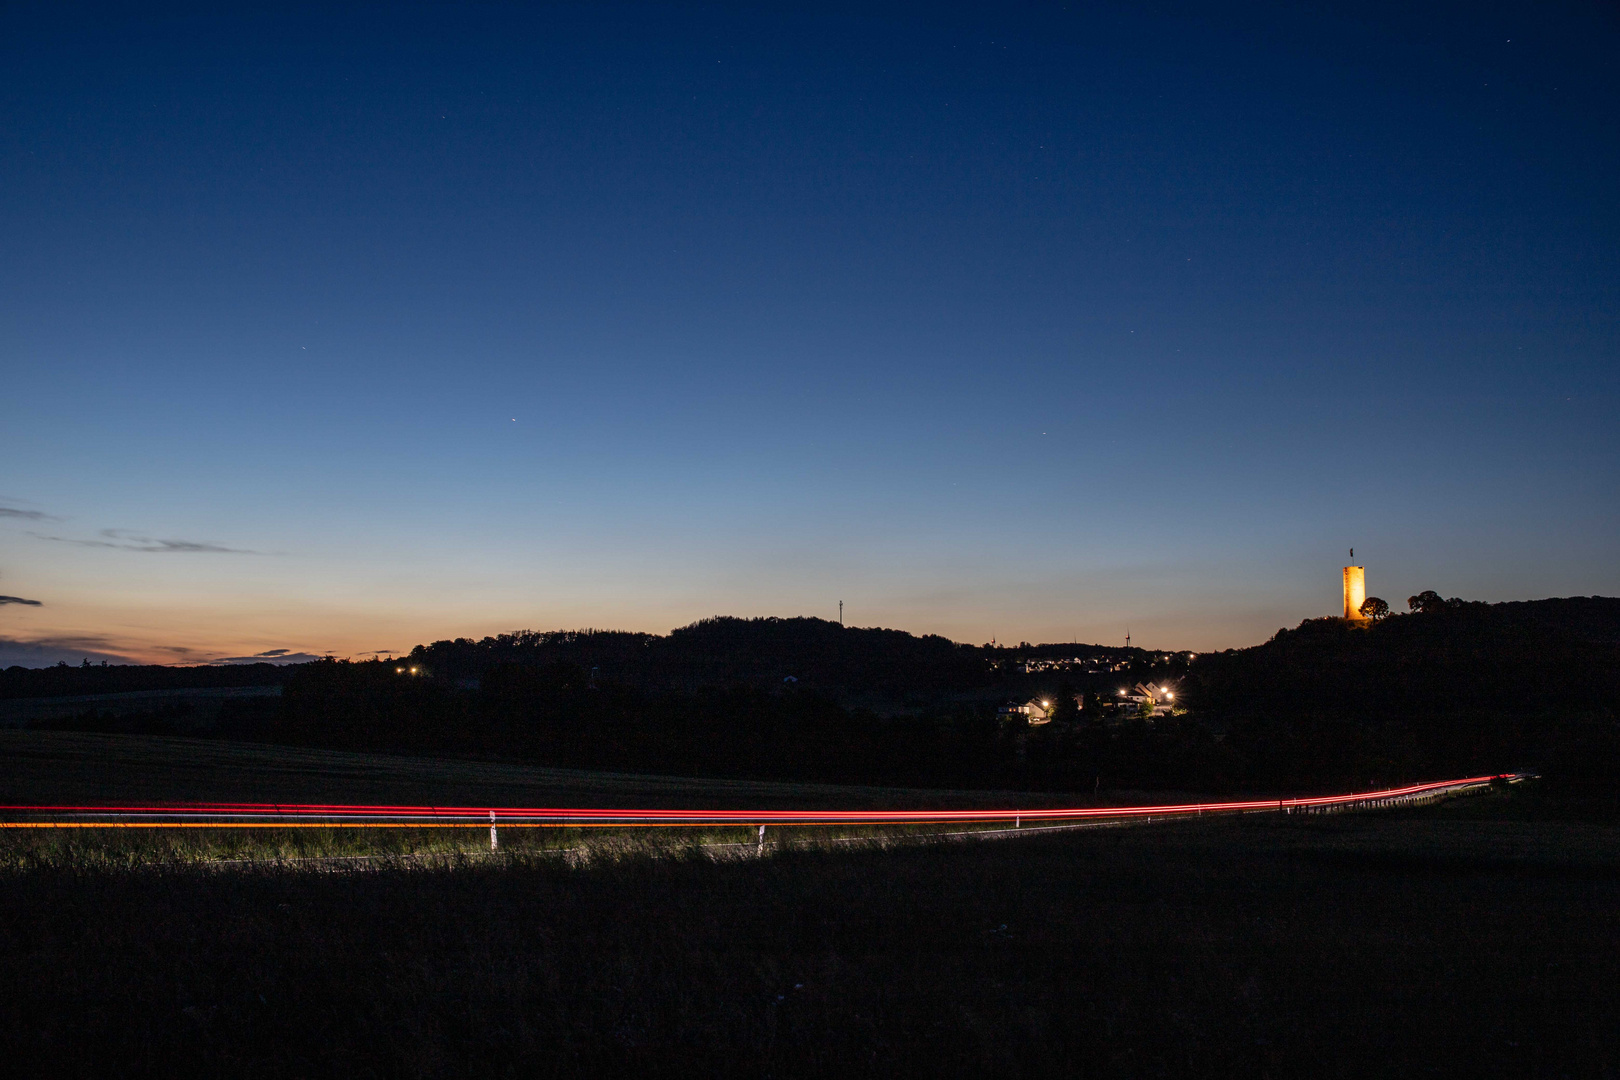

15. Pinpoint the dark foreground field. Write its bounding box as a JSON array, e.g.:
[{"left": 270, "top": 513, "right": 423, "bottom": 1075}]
[
  {"left": 3, "top": 783, "right": 1617, "bottom": 1079},
  {"left": 0, "top": 729, "right": 1093, "bottom": 811}
]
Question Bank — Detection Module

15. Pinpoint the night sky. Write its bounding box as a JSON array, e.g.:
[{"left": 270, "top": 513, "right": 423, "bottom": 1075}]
[{"left": 2, "top": 2, "right": 1616, "bottom": 665}]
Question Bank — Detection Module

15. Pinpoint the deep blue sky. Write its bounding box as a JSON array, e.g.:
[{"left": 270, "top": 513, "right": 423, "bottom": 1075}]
[{"left": 2, "top": 1, "right": 1616, "bottom": 664}]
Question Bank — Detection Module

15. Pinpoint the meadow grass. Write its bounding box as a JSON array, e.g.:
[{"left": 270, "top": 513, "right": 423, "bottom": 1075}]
[
  {"left": 0, "top": 820, "right": 992, "bottom": 869},
  {"left": 1, "top": 790, "right": 1616, "bottom": 1078},
  {"left": 4, "top": 732, "right": 1615, "bottom": 1076}
]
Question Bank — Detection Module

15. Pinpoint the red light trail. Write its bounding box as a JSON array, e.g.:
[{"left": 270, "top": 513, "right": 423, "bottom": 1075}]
[{"left": 0, "top": 774, "right": 1521, "bottom": 829}]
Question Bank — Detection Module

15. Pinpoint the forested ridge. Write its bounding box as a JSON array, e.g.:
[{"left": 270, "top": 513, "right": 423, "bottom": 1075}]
[{"left": 6, "top": 601, "right": 1618, "bottom": 799}]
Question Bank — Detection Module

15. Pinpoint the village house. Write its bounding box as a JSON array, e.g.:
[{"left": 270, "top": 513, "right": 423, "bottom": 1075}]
[
  {"left": 998, "top": 698, "right": 1052, "bottom": 724},
  {"left": 1113, "top": 681, "right": 1178, "bottom": 717}
]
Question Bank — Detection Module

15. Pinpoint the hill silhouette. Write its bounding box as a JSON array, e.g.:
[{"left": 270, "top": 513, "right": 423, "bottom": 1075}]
[
  {"left": 4, "top": 600, "right": 1616, "bottom": 800},
  {"left": 0, "top": 662, "right": 291, "bottom": 700},
  {"left": 404, "top": 616, "right": 1001, "bottom": 699},
  {"left": 1492, "top": 595, "right": 1620, "bottom": 644},
  {"left": 1183, "top": 595, "right": 1620, "bottom": 798}
]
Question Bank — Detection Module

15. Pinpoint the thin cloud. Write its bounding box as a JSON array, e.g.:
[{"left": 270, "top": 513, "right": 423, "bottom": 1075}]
[
  {"left": 215, "top": 649, "right": 329, "bottom": 665},
  {"left": 0, "top": 596, "right": 43, "bottom": 606},
  {"left": 0, "top": 506, "right": 51, "bottom": 521},
  {"left": 0, "top": 635, "right": 137, "bottom": 667},
  {"left": 32, "top": 528, "right": 256, "bottom": 554}
]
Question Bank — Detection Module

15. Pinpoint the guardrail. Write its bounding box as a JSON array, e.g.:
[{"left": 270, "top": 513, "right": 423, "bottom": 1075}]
[{"left": 0, "top": 773, "right": 1527, "bottom": 848}]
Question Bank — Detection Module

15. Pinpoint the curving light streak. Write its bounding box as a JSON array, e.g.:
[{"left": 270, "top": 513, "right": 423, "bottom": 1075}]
[{"left": 0, "top": 775, "right": 1522, "bottom": 829}]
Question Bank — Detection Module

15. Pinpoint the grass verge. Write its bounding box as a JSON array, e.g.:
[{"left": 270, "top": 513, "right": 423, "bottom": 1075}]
[{"left": 1, "top": 790, "right": 1616, "bottom": 1078}]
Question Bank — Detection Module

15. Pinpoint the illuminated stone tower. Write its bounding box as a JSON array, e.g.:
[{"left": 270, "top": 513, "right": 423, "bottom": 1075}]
[{"left": 1343, "top": 565, "right": 1367, "bottom": 620}]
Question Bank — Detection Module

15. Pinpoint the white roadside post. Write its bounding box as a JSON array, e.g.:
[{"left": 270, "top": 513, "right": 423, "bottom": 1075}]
[
  {"left": 757, "top": 824, "right": 766, "bottom": 854},
  {"left": 489, "top": 810, "right": 497, "bottom": 852}
]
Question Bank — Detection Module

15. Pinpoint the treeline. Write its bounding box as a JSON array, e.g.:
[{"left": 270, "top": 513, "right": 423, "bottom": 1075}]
[
  {"left": 224, "top": 659, "right": 1004, "bottom": 787},
  {"left": 200, "top": 652, "right": 1194, "bottom": 792},
  {"left": 0, "top": 662, "right": 291, "bottom": 700},
  {"left": 12, "top": 601, "right": 1620, "bottom": 797},
  {"left": 203, "top": 653, "right": 1471, "bottom": 796},
  {"left": 1180, "top": 596, "right": 1620, "bottom": 792},
  {"left": 3, "top": 617, "right": 1145, "bottom": 708},
  {"left": 205, "top": 598, "right": 1620, "bottom": 795},
  {"left": 403, "top": 617, "right": 1017, "bottom": 699}
]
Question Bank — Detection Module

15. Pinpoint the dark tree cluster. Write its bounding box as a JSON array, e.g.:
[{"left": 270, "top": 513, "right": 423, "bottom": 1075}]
[
  {"left": 12, "top": 601, "right": 1619, "bottom": 798},
  {"left": 1183, "top": 596, "right": 1620, "bottom": 794},
  {"left": 0, "top": 662, "right": 290, "bottom": 700},
  {"left": 224, "top": 656, "right": 1007, "bottom": 790},
  {"left": 404, "top": 617, "right": 998, "bottom": 701},
  {"left": 1358, "top": 596, "right": 1390, "bottom": 621}
]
